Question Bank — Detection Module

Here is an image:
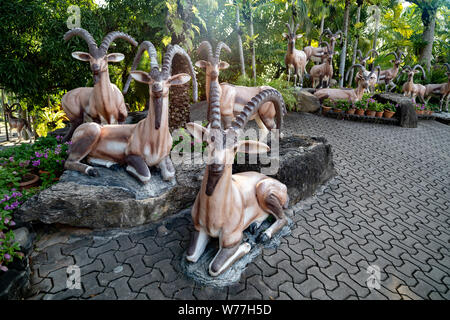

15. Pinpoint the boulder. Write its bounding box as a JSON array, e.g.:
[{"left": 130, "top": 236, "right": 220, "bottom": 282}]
[
  {"left": 17, "top": 135, "right": 335, "bottom": 229},
  {"left": 294, "top": 89, "right": 321, "bottom": 113},
  {"left": 373, "top": 93, "right": 417, "bottom": 128}
]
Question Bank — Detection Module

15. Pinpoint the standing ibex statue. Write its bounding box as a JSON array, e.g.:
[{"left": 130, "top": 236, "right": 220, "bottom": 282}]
[
  {"left": 356, "top": 49, "right": 379, "bottom": 92},
  {"left": 61, "top": 28, "right": 138, "bottom": 142},
  {"left": 3, "top": 103, "right": 33, "bottom": 141},
  {"left": 64, "top": 42, "right": 197, "bottom": 183},
  {"left": 401, "top": 64, "right": 427, "bottom": 104},
  {"left": 309, "top": 42, "right": 334, "bottom": 88},
  {"left": 283, "top": 22, "right": 307, "bottom": 87},
  {"left": 185, "top": 88, "right": 288, "bottom": 276},
  {"left": 195, "top": 41, "right": 283, "bottom": 140},
  {"left": 320, "top": 28, "right": 342, "bottom": 53},
  {"left": 424, "top": 63, "right": 450, "bottom": 112},
  {"left": 377, "top": 50, "right": 405, "bottom": 92}
]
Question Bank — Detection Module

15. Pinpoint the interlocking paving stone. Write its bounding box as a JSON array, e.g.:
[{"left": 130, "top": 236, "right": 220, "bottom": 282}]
[{"left": 26, "top": 113, "right": 450, "bottom": 299}]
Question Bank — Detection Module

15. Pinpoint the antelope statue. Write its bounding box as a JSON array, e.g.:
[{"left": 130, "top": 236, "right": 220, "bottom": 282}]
[
  {"left": 283, "top": 22, "right": 307, "bottom": 87},
  {"left": 64, "top": 42, "right": 197, "bottom": 183},
  {"left": 195, "top": 41, "right": 283, "bottom": 140},
  {"left": 401, "top": 64, "right": 427, "bottom": 104},
  {"left": 424, "top": 63, "right": 450, "bottom": 112},
  {"left": 3, "top": 103, "right": 33, "bottom": 141},
  {"left": 309, "top": 42, "right": 334, "bottom": 88},
  {"left": 185, "top": 88, "right": 288, "bottom": 276},
  {"left": 61, "top": 28, "right": 138, "bottom": 142},
  {"left": 320, "top": 28, "right": 342, "bottom": 53},
  {"left": 377, "top": 50, "right": 405, "bottom": 92},
  {"left": 314, "top": 64, "right": 380, "bottom": 103}
]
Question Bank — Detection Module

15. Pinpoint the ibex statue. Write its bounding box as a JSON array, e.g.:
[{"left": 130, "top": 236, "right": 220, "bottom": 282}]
[
  {"left": 185, "top": 89, "right": 288, "bottom": 276},
  {"left": 424, "top": 63, "right": 450, "bottom": 112},
  {"left": 3, "top": 103, "right": 33, "bottom": 141},
  {"left": 196, "top": 41, "right": 283, "bottom": 140},
  {"left": 283, "top": 22, "right": 307, "bottom": 87},
  {"left": 64, "top": 42, "right": 197, "bottom": 183},
  {"left": 401, "top": 64, "right": 427, "bottom": 104},
  {"left": 320, "top": 28, "right": 342, "bottom": 53},
  {"left": 314, "top": 64, "right": 380, "bottom": 103},
  {"left": 309, "top": 42, "right": 334, "bottom": 88},
  {"left": 355, "top": 49, "right": 379, "bottom": 92},
  {"left": 377, "top": 50, "right": 405, "bottom": 92},
  {"left": 61, "top": 28, "right": 138, "bottom": 142}
]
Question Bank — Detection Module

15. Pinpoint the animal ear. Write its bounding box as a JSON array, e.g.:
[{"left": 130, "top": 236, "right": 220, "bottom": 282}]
[
  {"left": 71, "top": 52, "right": 91, "bottom": 62},
  {"left": 295, "top": 34, "right": 303, "bottom": 39},
  {"left": 236, "top": 140, "right": 270, "bottom": 154},
  {"left": 130, "top": 71, "right": 153, "bottom": 84},
  {"left": 195, "top": 60, "right": 208, "bottom": 69},
  {"left": 282, "top": 33, "right": 288, "bottom": 39},
  {"left": 168, "top": 73, "right": 191, "bottom": 86},
  {"left": 219, "top": 61, "right": 230, "bottom": 70},
  {"left": 186, "top": 122, "right": 208, "bottom": 142},
  {"left": 106, "top": 53, "right": 125, "bottom": 63}
]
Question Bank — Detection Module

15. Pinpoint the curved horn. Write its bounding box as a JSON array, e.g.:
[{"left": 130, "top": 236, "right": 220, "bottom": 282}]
[
  {"left": 367, "top": 49, "right": 379, "bottom": 59},
  {"left": 334, "top": 30, "right": 343, "bottom": 38},
  {"left": 98, "top": 31, "right": 138, "bottom": 56},
  {"left": 385, "top": 51, "right": 398, "bottom": 60},
  {"left": 161, "top": 44, "right": 198, "bottom": 102},
  {"left": 285, "top": 22, "right": 292, "bottom": 34},
  {"left": 198, "top": 41, "right": 213, "bottom": 60},
  {"left": 64, "top": 28, "right": 98, "bottom": 55},
  {"left": 215, "top": 41, "right": 231, "bottom": 59},
  {"left": 345, "top": 64, "right": 366, "bottom": 82},
  {"left": 401, "top": 65, "right": 412, "bottom": 72},
  {"left": 369, "top": 65, "right": 381, "bottom": 80},
  {"left": 357, "top": 49, "right": 364, "bottom": 61},
  {"left": 413, "top": 64, "right": 426, "bottom": 79},
  {"left": 123, "top": 41, "right": 159, "bottom": 94},
  {"left": 232, "top": 89, "right": 284, "bottom": 132},
  {"left": 293, "top": 23, "right": 300, "bottom": 34},
  {"left": 209, "top": 81, "right": 222, "bottom": 129},
  {"left": 10, "top": 103, "right": 22, "bottom": 111},
  {"left": 320, "top": 41, "right": 331, "bottom": 53},
  {"left": 322, "top": 28, "right": 332, "bottom": 37}
]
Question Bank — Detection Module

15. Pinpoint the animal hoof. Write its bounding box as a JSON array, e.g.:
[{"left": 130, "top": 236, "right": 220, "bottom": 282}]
[
  {"left": 257, "top": 233, "right": 270, "bottom": 244},
  {"left": 248, "top": 223, "right": 259, "bottom": 235},
  {"left": 87, "top": 168, "right": 99, "bottom": 177}
]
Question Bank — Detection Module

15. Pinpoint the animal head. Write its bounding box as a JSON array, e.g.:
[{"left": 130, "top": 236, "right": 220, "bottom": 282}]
[
  {"left": 65, "top": 28, "right": 137, "bottom": 84},
  {"left": 3, "top": 103, "right": 21, "bottom": 119},
  {"left": 283, "top": 22, "right": 303, "bottom": 48},
  {"left": 195, "top": 41, "right": 231, "bottom": 82},
  {"left": 346, "top": 64, "right": 380, "bottom": 89},
  {"left": 186, "top": 89, "right": 285, "bottom": 196},
  {"left": 125, "top": 42, "right": 197, "bottom": 130},
  {"left": 357, "top": 49, "right": 379, "bottom": 68},
  {"left": 320, "top": 28, "right": 342, "bottom": 51},
  {"left": 402, "top": 64, "right": 426, "bottom": 81},
  {"left": 385, "top": 50, "right": 405, "bottom": 67},
  {"left": 319, "top": 41, "right": 334, "bottom": 63}
]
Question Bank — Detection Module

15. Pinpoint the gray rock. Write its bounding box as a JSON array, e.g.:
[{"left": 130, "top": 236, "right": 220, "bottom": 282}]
[
  {"left": 373, "top": 93, "right": 418, "bottom": 128},
  {"left": 294, "top": 89, "right": 321, "bottom": 113},
  {"left": 12, "top": 227, "right": 32, "bottom": 254},
  {"left": 17, "top": 135, "right": 335, "bottom": 229}
]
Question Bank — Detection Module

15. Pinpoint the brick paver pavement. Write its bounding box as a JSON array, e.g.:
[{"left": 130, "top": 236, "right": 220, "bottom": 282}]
[{"left": 27, "top": 113, "right": 450, "bottom": 300}]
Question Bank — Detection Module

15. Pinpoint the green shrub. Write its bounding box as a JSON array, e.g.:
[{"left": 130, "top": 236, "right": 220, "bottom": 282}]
[{"left": 384, "top": 102, "right": 397, "bottom": 112}]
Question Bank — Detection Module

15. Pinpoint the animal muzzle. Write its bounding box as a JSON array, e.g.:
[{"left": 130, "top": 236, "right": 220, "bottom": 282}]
[
  {"left": 92, "top": 64, "right": 101, "bottom": 84},
  {"left": 205, "top": 164, "right": 224, "bottom": 196},
  {"left": 153, "top": 94, "right": 163, "bottom": 130}
]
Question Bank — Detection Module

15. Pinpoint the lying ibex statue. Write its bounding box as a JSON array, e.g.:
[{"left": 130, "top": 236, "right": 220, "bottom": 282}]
[
  {"left": 61, "top": 28, "right": 137, "bottom": 142},
  {"left": 3, "top": 103, "right": 33, "bottom": 141},
  {"left": 283, "top": 22, "right": 307, "bottom": 87},
  {"left": 401, "top": 64, "right": 426, "bottom": 104},
  {"left": 196, "top": 41, "right": 283, "bottom": 140},
  {"left": 378, "top": 50, "right": 405, "bottom": 92},
  {"left": 309, "top": 42, "right": 334, "bottom": 88},
  {"left": 314, "top": 64, "right": 380, "bottom": 103},
  {"left": 65, "top": 42, "right": 197, "bottom": 183},
  {"left": 185, "top": 89, "right": 288, "bottom": 276}
]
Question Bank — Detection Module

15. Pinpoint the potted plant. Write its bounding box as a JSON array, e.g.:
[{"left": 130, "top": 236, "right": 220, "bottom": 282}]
[
  {"left": 383, "top": 103, "right": 397, "bottom": 118},
  {"left": 415, "top": 104, "right": 425, "bottom": 115},
  {"left": 332, "top": 99, "right": 345, "bottom": 113},
  {"left": 322, "top": 98, "right": 333, "bottom": 115},
  {"left": 354, "top": 100, "right": 366, "bottom": 116},
  {"left": 375, "top": 103, "right": 384, "bottom": 118},
  {"left": 366, "top": 98, "right": 377, "bottom": 117},
  {"left": 425, "top": 104, "right": 433, "bottom": 115}
]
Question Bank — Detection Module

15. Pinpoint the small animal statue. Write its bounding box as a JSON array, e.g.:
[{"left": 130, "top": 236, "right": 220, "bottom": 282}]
[
  {"left": 196, "top": 41, "right": 284, "bottom": 140},
  {"left": 61, "top": 28, "right": 138, "bottom": 142},
  {"left": 3, "top": 103, "right": 33, "bottom": 141},
  {"left": 377, "top": 50, "right": 405, "bottom": 92},
  {"left": 283, "top": 22, "right": 307, "bottom": 87},
  {"left": 401, "top": 64, "right": 427, "bottom": 104},
  {"left": 319, "top": 28, "right": 342, "bottom": 53},
  {"left": 355, "top": 49, "right": 379, "bottom": 92},
  {"left": 185, "top": 88, "right": 288, "bottom": 276},
  {"left": 309, "top": 41, "right": 334, "bottom": 88},
  {"left": 64, "top": 42, "right": 196, "bottom": 183}
]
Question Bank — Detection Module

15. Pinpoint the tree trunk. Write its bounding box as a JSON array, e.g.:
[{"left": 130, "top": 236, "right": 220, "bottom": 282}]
[
  {"left": 320, "top": 13, "right": 325, "bottom": 35},
  {"left": 1, "top": 90, "right": 9, "bottom": 141},
  {"left": 249, "top": 2, "right": 256, "bottom": 82},
  {"left": 371, "top": 6, "right": 380, "bottom": 52},
  {"left": 347, "top": 4, "right": 361, "bottom": 86},
  {"left": 419, "top": 6, "right": 437, "bottom": 72},
  {"left": 236, "top": 4, "right": 246, "bottom": 77},
  {"left": 338, "top": 0, "right": 351, "bottom": 87}
]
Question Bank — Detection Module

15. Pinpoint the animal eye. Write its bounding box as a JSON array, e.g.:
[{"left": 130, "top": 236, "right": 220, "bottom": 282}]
[{"left": 210, "top": 136, "right": 215, "bottom": 142}]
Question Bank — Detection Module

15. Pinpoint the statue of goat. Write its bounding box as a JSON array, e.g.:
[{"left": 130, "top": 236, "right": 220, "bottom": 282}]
[
  {"left": 3, "top": 103, "right": 33, "bottom": 141},
  {"left": 377, "top": 50, "right": 405, "bottom": 92},
  {"left": 283, "top": 22, "right": 307, "bottom": 87},
  {"left": 401, "top": 64, "right": 427, "bottom": 104}
]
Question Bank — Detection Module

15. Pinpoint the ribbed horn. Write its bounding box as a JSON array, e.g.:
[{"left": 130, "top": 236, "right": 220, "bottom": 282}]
[
  {"left": 123, "top": 41, "right": 159, "bottom": 94},
  {"left": 99, "top": 31, "right": 138, "bottom": 56},
  {"left": 285, "top": 22, "right": 292, "bottom": 34},
  {"left": 385, "top": 51, "right": 398, "bottom": 60},
  {"left": 345, "top": 64, "right": 365, "bottom": 82},
  {"left": 161, "top": 44, "right": 198, "bottom": 102},
  {"left": 215, "top": 42, "right": 231, "bottom": 59},
  {"left": 413, "top": 64, "right": 426, "bottom": 79},
  {"left": 64, "top": 28, "right": 98, "bottom": 55},
  {"left": 209, "top": 81, "right": 222, "bottom": 129},
  {"left": 198, "top": 41, "right": 213, "bottom": 60},
  {"left": 232, "top": 89, "right": 284, "bottom": 131}
]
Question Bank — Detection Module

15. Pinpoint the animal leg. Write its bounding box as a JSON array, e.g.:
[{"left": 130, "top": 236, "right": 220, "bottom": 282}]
[
  {"left": 209, "top": 242, "right": 251, "bottom": 277},
  {"left": 287, "top": 67, "right": 291, "bottom": 84},
  {"left": 389, "top": 81, "right": 396, "bottom": 92},
  {"left": 258, "top": 193, "right": 288, "bottom": 243},
  {"left": 158, "top": 156, "right": 175, "bottom": 181},
  {"left": 254, "top": 114, "right": 269, "bottom": 141},
  {"left": 186, "top": 229, "right": 210, "bottom": 263},
  {"left": 125, "top": 154, "right": 151, "bottom": 184},
  {"left": 63, "top": 118, "right": 83, "bottom": 143}
]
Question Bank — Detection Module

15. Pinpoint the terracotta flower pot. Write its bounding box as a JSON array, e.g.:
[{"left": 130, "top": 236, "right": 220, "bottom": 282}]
[
  {"left": 427, "top": 110, "right": 433, "bottom": 115},
  {"left": 19, "top": 173, "right": 40, "bottom": 189},
  {"left": 375, "top": 111, "right": 383, "bottom": 118},
  {"left": 346, "top": 108, "right": 356, "bottom": 115},
  {"left": 366, "top": 110, "right": 376, "bottom": 117},
  {"left": 383, "top": 110, "right": 395, "bottom": 118},
  {"left": 355, "top": 109, "right": 365, "bottom": 116},
  {"left": 416, "top": 110, "right": 424, "bottom": 115},
  {"left": 333, "top": 108, "right": 342, "bottom": 113},
  {"left": 322, "top": 106, "right": 331, "bottom": 115}
]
